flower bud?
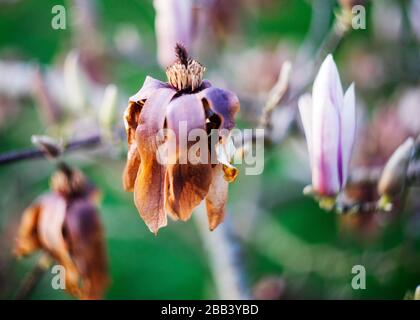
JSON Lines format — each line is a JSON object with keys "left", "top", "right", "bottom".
{"left": 378, "top": 137, "right": 414, "bottom": 197}
{"left": 298, "top": 54, "right": 356, "bottom": 197}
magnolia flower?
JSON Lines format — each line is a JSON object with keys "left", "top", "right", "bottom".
{"left": 153, "top": 0, "right": 192, "bottom": 67}
{"left": 123, "top": 44, "right": 240, "bottom": 234}
{"left": 298, "top": 54, "right": 356, "bottom": 197}
{"left": 15, "top": 165, "right": 108, "bottom": 299}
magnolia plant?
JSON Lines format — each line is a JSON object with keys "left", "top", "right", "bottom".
{"left": 123, "top": 44, "right": 240, "bottom": 234}
{"left": 298, "top": 54, "right": 356, "bottom": 206}
{"left": 14, "top": 164, "right": 108, "bottom": 299}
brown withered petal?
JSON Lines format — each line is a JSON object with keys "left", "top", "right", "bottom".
{"left": 15, "top": 202, "right": 42, "bottom": 257}
{"left": 124, "top": 101, "right": 142, "bottom": 146}
{"left": 205, "top": 164, "right": 229, "bottom": 231}
{"left": 64, "top": 199, "right": 108, "bottom": 300}
{"left": 123, "top": 101, "right": 142, "bottom": 191}
{"left": 222, "top": 165, "right": 239, "bottom": 182}
{"left": 122, "top": 142, "right": 141, "bottom": 191}
{"left": 198, "top": 87, "right": 240, "bottom": 131}
{"left": 124, "top": 77, "right": 173, "bottom": 191}
{"left": 166, "top": 163, "right": 213, "bottom": 221}
{"left": 165, "top": 94, "right": 213, "bottom": 220}
{"left": 37, "top": 193, "right": 82, "bottom": 297}
{"left": 134, "top": 88, "right": 177, "bottom": 234}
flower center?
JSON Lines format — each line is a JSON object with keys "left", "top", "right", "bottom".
{"left": 51, "top": 163, "right": 87, "bottom": 197}
{"left": 166, "top": 43, "right": 205, "bottom": 92}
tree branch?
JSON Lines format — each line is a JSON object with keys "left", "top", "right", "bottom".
{"left": 0, "top": 134, "right": 101, "bottom": 165}
{"left": 194, "top": 205, "right": 251, "bottom": 300}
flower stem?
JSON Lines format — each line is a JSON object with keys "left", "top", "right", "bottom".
{"left": 194, "top": 205, "right": 251, "bottom": 300}
{"left": 15, "top": 254, "right": 52, "bottom": 300}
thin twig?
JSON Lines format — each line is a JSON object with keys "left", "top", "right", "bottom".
{"left": 0, "top": 134, "right": 101, "bottom": 165}
{"left": 258, "top": 61, "right": 292, "bottom": 130}
{"left": 15, "top": 254, "right": 52, "bottom": 300}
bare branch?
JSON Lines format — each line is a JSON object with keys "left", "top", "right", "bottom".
{"left": 194, "top": 205, "right": 251, "bottom": 300}
{"left": 0, "top": 134, "right": 101, "bottom": 165}
{"left": 258, "top": 61, "right": 292, "bottom": 129}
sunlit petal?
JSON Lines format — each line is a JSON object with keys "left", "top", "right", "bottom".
{"left": 205, "top": 164, "right": 229, "bottom": 231}
{"left": 122, "top": 142, "right": 141, "bottom": 192}
{"left": 14, "top": 202, "right": 42, "bottom": 257}
{"left": 134, "top": 88, "right": 177, "bottom": 234}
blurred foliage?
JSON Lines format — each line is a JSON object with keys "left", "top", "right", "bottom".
{"left": 0, "top": 0, "right": 419, "bottom": 299}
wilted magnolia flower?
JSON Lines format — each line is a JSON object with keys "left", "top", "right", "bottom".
{"left": 123, "top": 44, "right": 240, "bottom": 234}
{"left": 298, "top": 54, "right": 356, "bottom": 197}
{"left": 15, "top": 165, "right": 108, "bottom": 299}
{"left": 153, "top": 0, "right": 192, "bottom": 67}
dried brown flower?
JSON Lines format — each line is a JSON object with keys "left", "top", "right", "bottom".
{"left": 14, "top": 165, "right": 108, "bottom": 299}
{"left": 123, "top": 44, "right": 240, "bottom": 234}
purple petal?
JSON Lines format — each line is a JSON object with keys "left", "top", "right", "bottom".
{"left": 166, "top": 93, "right": 207, "bottom": 158}
{"left": 340, "top": 83, "right": 356, "bottom": 188}
{"left": 313, "top": 54, "right": 344, "bottom": 113}
{"left": 311, "top": 54, "right": 344, "bottom": 195}
{"left": 129, "top": 76, "right": 172, "bottom": 103}
{"left": 201, "top": 79, "right": 212, "bottom": 89}
{"left": 197, "top": 87, "right": 240, "bottom": 131}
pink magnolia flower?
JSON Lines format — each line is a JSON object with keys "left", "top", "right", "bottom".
{"left": 153, "top": 0, "right": 192, "bottom": 67}
{"left": 298, "top": 54, "right": 356, "bottom": 196}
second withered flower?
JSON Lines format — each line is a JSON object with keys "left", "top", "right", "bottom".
{"left": 15, "top": 164, "right": 109, "bottom": 299}
{"left": 123, "top": 44, "right": 240, "bottom": 234}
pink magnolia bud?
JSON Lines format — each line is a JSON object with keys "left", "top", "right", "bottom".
{"left": 153, "top": 0, "right": 192, "bottom": 68}
{"left": 299, "top": 54, "right": 356, "bottom": 197}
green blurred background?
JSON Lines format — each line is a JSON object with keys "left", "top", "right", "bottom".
{"left": 0, "top": 0, "right": 419, "bottom": 299}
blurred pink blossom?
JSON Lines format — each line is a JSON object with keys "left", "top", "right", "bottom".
{"left": 153, "top": 0, "right": 193, "bottom": 67}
